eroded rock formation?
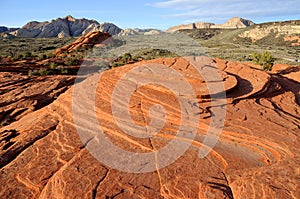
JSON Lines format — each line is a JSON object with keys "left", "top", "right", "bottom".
{"left": 239, "top": 21, "right": 300, "bottom": 42}
{"left": 9, "top": 15, "right": 122, "bottom": 38}
{"left": 0, "top": 57, "right": 299, "bottom": 198}
{"left": 54, "top": 31, "right": 112, "bottom": 55}
{"left": 82, "top": 23, "right": 122, "bottom": 36}
{"left": 167, "top": 17, "right": 255, "bottom": 32}
{"left": 10, "top": 15, "right": 98, "bottom": 38}
{"left": 0, "top": 72, "right": 75, "bottom": 128}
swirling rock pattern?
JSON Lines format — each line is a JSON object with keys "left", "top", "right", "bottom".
{"left": 0, "top": 57, "right": 299, "bottom": 198}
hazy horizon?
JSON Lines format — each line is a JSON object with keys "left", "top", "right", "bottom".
{"left": 1, "top": 0, "right": 300, "bottom": 29}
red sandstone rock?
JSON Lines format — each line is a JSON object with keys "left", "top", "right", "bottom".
{"left": 54, "top": 31, "right": 112, "bottom": 55}
{"left": 0, "top": 57, "right": 299, "bottom": 198}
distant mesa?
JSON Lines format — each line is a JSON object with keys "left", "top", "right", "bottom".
{"left": 1, "top": 16, "right": 255, "bottom": 39}
{"left": 239, "top": 20, "right": 300, "bottom": 42}
{"left": 118, "top": 28, "right": 162, "bottom": 36}
{"left": 5, "top": 15, "right": 122, "bottom": 38}
{"left": 167, "top": 17, "right": 255, "bottom": 32}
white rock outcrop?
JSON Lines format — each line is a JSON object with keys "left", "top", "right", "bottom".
{"left": 82, "top": 23, "right": 122, "bottom": 36}
{"left": 167, "top": 17, "right": 255, "bottom": 32}
{"left": 10, "top": 15, "right": 110, "bottom": 38}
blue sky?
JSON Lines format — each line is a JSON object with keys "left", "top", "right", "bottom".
{"left": 0, "top": 0, "right": 299, "bottom": 30}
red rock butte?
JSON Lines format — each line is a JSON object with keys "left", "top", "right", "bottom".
{"left": 0, "top": 56, "right": 299, "bottom": 198}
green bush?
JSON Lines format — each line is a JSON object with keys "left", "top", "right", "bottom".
{"left": 60, "top": 68, "right": 69, "bottom": 74}
{"left": 13, "top": 54, "right": 23, "bottom": 61}
{"left": 50, "top": 62, "right": 57, "bottom": 70}
{"left": 0, "top": 119, "right": 8, "bottom": 127}
{"left": 110, "top": 62, "right": 123, "bottom": 68}
{"left": 39, "top": 67, "right": 49, "bottom": 76}
{"left": 251, "top": 51, "right": 275, "bottom": 71}
{"left": 121, "top": 53, "right": 132, "bottom": 62}
{"left": 23, "top": 51, "right": 32, "bottom": 59}
{"left": 64, "top": 57, "right": 79, "bottom": 66}
{"left": 28, "top": 69, "right": 40, "bottom": 76}
{"left": 132, "top": 55, "right": 142, "bottom": 61}
{"left": 39, "top": 54, "right": 47, "bottom": 60}
{"left": 47, "top": 53, "right": 55, "bottom": 59}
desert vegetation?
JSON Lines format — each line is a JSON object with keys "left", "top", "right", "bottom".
{"left": 109, "top": 49, "right": 177, "bottom": 68}
{"left": 0, "top": 37, "right": 75, "bottom": 58}
{"left": 179, "top": 26, "right": 300, "bottom": 64}
{"left": 251, "top": 51, "right": 275, "bottom": 71}
{"left": 1, "top": 24, "right": 299, "bottom": 76}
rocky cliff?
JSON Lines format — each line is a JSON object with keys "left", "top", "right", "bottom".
{"left": 9, "top": 15, "right": 122, "bottom": 38}
{"left": 167, "top": 17, "right": 255, "bottom": 32}
{"left": 82, "top": 23, "right": 122, "bottom": 36}
{"left": 239, "top": 20, "right": 300, "bottom": 42}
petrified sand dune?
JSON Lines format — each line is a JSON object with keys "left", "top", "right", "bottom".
{"left": 54, "top": 31, "right": 112, "bottom": 55}
{"left": 0, "top": 57, "right": 299, "bottom": 198}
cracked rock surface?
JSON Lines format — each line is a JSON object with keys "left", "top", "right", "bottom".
{"left": 0, "top": 57, "right": 299, "bottom": 198}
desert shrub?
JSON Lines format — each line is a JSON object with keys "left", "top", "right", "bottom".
{"left": 132, "top": 55, "right": 142, "bottom": 61}
{"left": 13, "top": 54, "right": 23, "bottom": 61}
{"left": 23, "top": 51, "right": 32, "bottom": 59}
{"left": 50, "top": 62, "right": 57, "bottom": 70}
{"left": 28, "top": 69, "right": 40, "bottom": 76}
{"left": 46, "top": 53, "right": 55, "bottom": 59}
{"left": 64, "top": 57, "right": 79, "bottom": 66}
{"left": 0, "top": 119, "right": 8, "bottom": 127}
{"left": 39, "top": 67, "right": 49, "bottom": 76}
{"left": 39, "top": 54, "right": 47, "bottom": 60}
{"left": 110, "top": 62, "right": 123, "bottom": 68}
{"left": 138, "top": 49, "right": 177, "bottom": 60}
{"left": 60, "top": 68, "right": 69, "bottom": 74}
{"left": 75, "top": 53, "right": 84, "bottom": 59}
{"left": 121, "top": 53, "right": 132, "bottom": 62}
{"left": 145, "top": 55, "right": 153, "bottom": 60}
{"left": 251, "top": 51, "right": 275, "bottom": 71}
